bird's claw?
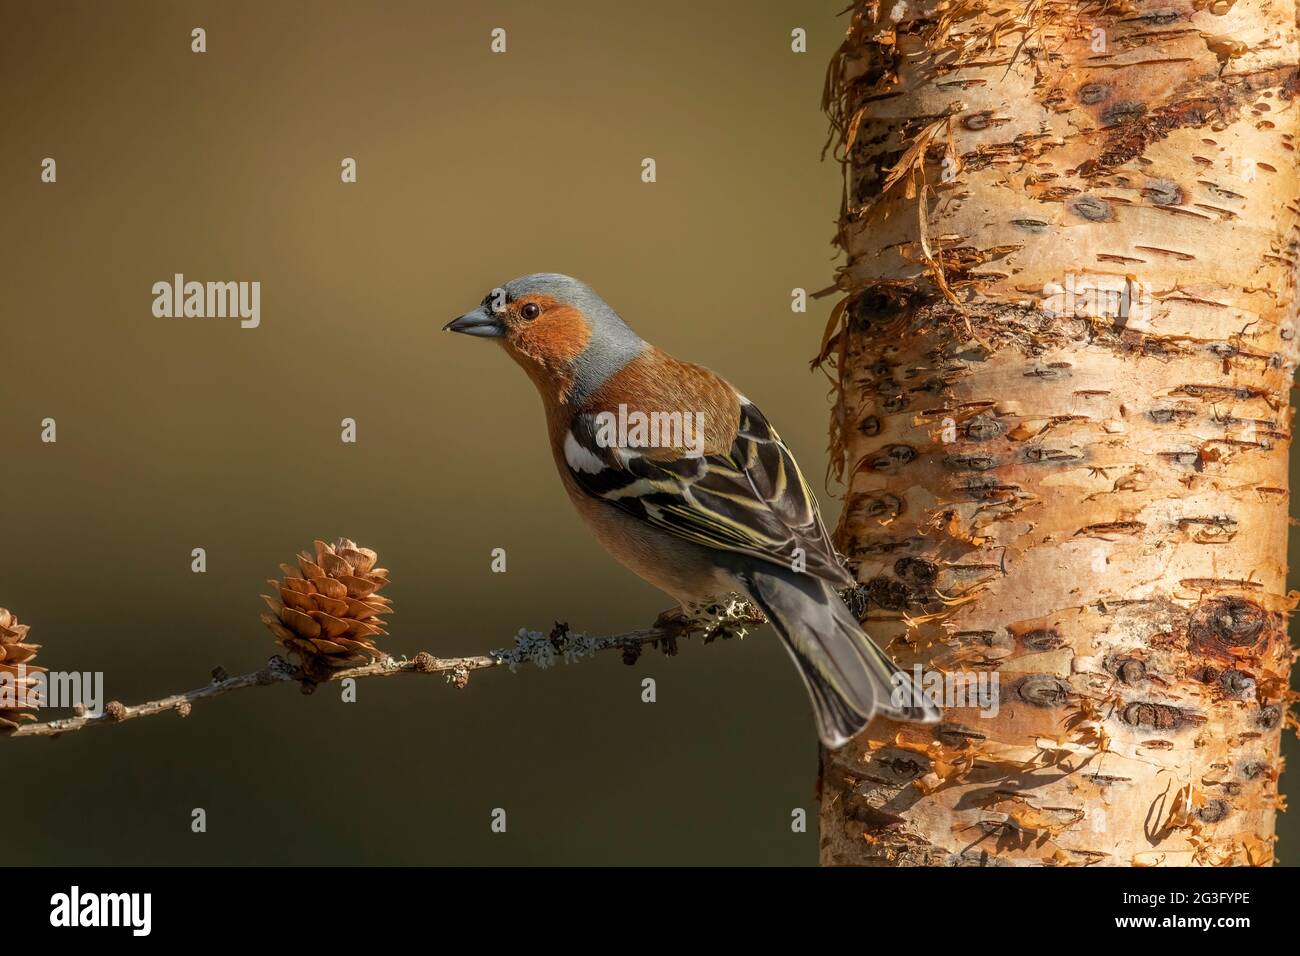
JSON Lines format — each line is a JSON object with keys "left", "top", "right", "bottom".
{"left": 655, "top": 594, "right": 763, "bottom": 644}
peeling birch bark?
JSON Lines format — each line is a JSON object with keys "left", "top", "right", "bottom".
{"left": 818, "top": 0, "right": 1300, "bottom": 866}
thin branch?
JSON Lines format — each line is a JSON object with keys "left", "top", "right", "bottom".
{"left": 4, "top": 603, "right": 766, "bottom": 740}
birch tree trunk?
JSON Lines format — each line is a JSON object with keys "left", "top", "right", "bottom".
{"left": 817, "top": 0, "right": 1299, "bottom": 866}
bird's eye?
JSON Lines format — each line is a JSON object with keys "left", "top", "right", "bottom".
{"left": 520, "top": 302, "right": 541, "bottom": 320}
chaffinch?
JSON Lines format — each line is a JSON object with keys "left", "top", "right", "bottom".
{"left": 445, "top": 273, "right": 938, "bottom": 747}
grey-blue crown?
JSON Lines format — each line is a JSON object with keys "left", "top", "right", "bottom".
{"left": 501, "top": 273, "right": 645, "bottom": 402}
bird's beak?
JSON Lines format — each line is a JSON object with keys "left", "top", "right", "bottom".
{"left": 443, "top": 305, "right": 506, "bottom": 338}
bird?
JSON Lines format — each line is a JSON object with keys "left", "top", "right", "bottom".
{"left": 444, "top": 273, "right": 939, "bottom": 747}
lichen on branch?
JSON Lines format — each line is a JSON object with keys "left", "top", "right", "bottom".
{"left": 3, "top": 607, "right": 767, "bottom": 740}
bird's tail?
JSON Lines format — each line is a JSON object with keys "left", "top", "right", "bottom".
{"left": 742, "top": 567, "right": 941, "bottom": 749}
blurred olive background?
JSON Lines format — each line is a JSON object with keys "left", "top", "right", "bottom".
{"left": 2, "top": 0, "right": 1296, "bottom": 866}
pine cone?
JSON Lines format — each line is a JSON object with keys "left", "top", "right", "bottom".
{"left": 261, "top": 539, "right": 393, "bottom": 680}
{"left": 0, "top": 607, "right": 44, "bottom": 731}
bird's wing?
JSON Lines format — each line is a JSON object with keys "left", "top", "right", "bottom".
{"left": 564, "top": 398, "right": 853, "bottom": 587}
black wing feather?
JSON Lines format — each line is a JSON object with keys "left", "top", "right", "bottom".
{"left": 566, "top": 399, "right": 852, "bottom": 587}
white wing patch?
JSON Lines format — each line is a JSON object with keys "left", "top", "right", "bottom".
{"left": 564, "top": 430, "right": 607, "bottom": 474}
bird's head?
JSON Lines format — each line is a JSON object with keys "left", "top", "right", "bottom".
{"left": 444, "top": 273, "right": 644, "bottom": 404}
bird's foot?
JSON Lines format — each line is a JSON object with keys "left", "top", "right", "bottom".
{"left": 658, "top": 594, "right": 764, "bottom": 644}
